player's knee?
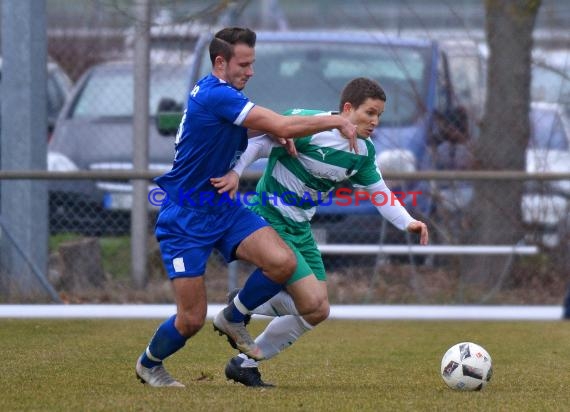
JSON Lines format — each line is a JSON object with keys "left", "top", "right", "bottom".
{"left": 281, "top": 250, "right": 297, "bottom": 277}
{"left": 298, "top": 294, "right": 320, "bottom": 313}
{"left": 176, "top": 311, "right": 205, "bottom": 337}
{"left": 313, "top": 299, "right": 330, "bottom": 324}
{"left": 297, "top": 293, "right": 329, "bottom": 320}
{"left": 267, "top": 248, "right": 297, "bottom": 282}
{"left": 302, "top": 300, "right": 329, "bottom": 326}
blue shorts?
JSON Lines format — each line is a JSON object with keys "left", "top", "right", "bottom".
{"left": 155, "top": 200, "right": 268, "bottom": 278}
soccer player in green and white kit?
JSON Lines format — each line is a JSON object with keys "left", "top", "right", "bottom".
{"left": 211, "top": 77, "right": 429, "bottom": 387}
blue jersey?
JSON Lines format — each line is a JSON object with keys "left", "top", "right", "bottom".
{"left": 155, "top": 73, "right": 255, "bottom": 207}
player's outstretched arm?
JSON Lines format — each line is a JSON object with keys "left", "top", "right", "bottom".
{"left": 243, "top": 105, "right": 358, "bottom": 152}
{"left": 363, "top": 179, "right": 429, "bottom": 244}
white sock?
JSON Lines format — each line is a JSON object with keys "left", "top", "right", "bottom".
{"left": 255, "top": 315, "right": 313, "bottom": 360}
{"left": 251, "top": 291, "right": 299, "bottom": 316}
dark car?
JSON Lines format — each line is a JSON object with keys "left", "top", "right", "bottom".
{"left": 48, "top": 60, "right": 189, "bottom": 234}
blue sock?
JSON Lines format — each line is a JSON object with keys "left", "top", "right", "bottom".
{"left": 229, "top": 268, "right": 283, "bottom": 322}
{"left": 140, "top": 315, "right": 187, "bottom": 368}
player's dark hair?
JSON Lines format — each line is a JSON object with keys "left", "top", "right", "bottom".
{"left": 339, "top": 77, "right": 386, "bottom": 112}
{"left": 209, "top": 27, "right": 257, "bottom": 65}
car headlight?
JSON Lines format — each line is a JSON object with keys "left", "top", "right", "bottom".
{"left": 47, "top": 151, "right": 79, "bottom": 172}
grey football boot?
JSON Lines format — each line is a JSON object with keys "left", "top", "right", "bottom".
{"left": 135, "top": 356, "right": 184, "bottom": 387}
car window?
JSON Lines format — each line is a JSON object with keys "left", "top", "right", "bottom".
{"left": 532, "top": 65, "right": 570, "bottom": 108}
{"left": 0, "top": 62, "right": 70, "bottom": 121}
{"left": 529, "top": 108, "right": 569, "bottom": 150}
{"left": 198, "top": 42, "right": 430, "bottom": 126}
{"left": 71, "top": 65, "right": 188, "bottom": 118}
{"left": 435, "top": 51, "right": 451, "bottom": 113}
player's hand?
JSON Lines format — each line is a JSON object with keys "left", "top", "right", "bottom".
{"left": 338, "top": 117, "right": 358, "bottom": 153}
{"left": 210, "top": 170, "right": 240, "bottom": 199}
{"left": 407, "top": 220, "right": 429, "bottom": 245}
{"left": 267, "top": 134, "right": 298, "bottom": 157}
{"left": 280, "top": 138, "right": 298, "bottom": 157}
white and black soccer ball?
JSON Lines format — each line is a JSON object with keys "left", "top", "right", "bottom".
{"left": 440, "top": 342, "right": 493, "bottom": 391}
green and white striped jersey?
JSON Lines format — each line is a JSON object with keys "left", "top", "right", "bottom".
{"left": 234, "top": 109, "right": 384, "bottom": 229}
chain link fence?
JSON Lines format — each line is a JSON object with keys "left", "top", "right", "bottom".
{"left": 1, "top": 0, "right": 569, "bottom": 305}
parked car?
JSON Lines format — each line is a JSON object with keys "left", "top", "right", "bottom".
{"left": 478, "top": 46, "right": 570, "bottom": 116}
{"left": 522, "top": 101, "right": 570, "bottom": 247}
{"left": 46, "top": 60, "right": 73, "bottom": 139}
{"left": 159, "top": 31, "right": 471, "bottom": 245}
{"left": 466, "top": 47, "right": 570, "bottom": 247}
{"left": 48, "top": 60, "right": 189, "bottom": 234}
{"left": 0, "top": 57, "right": 72, "bottom": 140}
{"left": 531, "top": 54, "right": 570, "bottom": 116}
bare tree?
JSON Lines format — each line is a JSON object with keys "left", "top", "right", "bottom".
{"left": 461, "top": 0, "right": 541, "bottom": 292}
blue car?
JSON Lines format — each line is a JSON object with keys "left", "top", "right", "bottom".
{"left": 180, "top": 31, "right": 470, "bottom": 245}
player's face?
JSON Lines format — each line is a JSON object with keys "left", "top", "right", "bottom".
{"left": 224, "top": 44, "right": 255, "bottom": 90}
{"left": 347, "top": 98, "right": 385, "bottom": 138}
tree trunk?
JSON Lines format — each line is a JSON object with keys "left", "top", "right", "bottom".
{"left": 58, "top": 238, "right": 106, "bottom": 292}
{"left": 461, "top": 0, "right": 541, "bottom": 293}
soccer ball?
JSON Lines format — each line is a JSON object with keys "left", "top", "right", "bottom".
{"left": 440, "top": 342, "right": 493, "bottom": 391}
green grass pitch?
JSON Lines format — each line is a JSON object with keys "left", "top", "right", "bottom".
{"left": 1, "top": 318, "right": 569, "bottom": 411}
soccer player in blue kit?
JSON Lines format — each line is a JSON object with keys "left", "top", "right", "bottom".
{"left": 135, "top": 27, "right": 357, "bottom": 387}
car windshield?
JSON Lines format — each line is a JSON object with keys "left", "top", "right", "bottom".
{"left": 71, "top": 65, "right": 188, "bottom": 118}
{"left": 529, "top": 107, "right": 569, "bottom": 150}
{"left": 199, "top": 41, "right": 430, "bottom": 126}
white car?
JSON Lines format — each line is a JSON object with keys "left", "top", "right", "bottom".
{"left": 531, "top": 49, "right": 570, "bottom": 116}
{"left": 522, "top": 101, "right": 570, "bottom": 246}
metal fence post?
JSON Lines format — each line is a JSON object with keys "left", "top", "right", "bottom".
{"left": 131, "top": 0, "right": 150, "bottom": 288}
{"left": 0, "top": 0, "right": 49, "bottom": 300}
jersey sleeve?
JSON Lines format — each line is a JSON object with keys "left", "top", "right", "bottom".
{"left": 364, "top": 179, "right": 415, "bottom": 231}
{"left": 209, "top": 84, "right": 255, "bottom": 126}
{"left": 232, "top": 135, "right": 277, "bottom": 177}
